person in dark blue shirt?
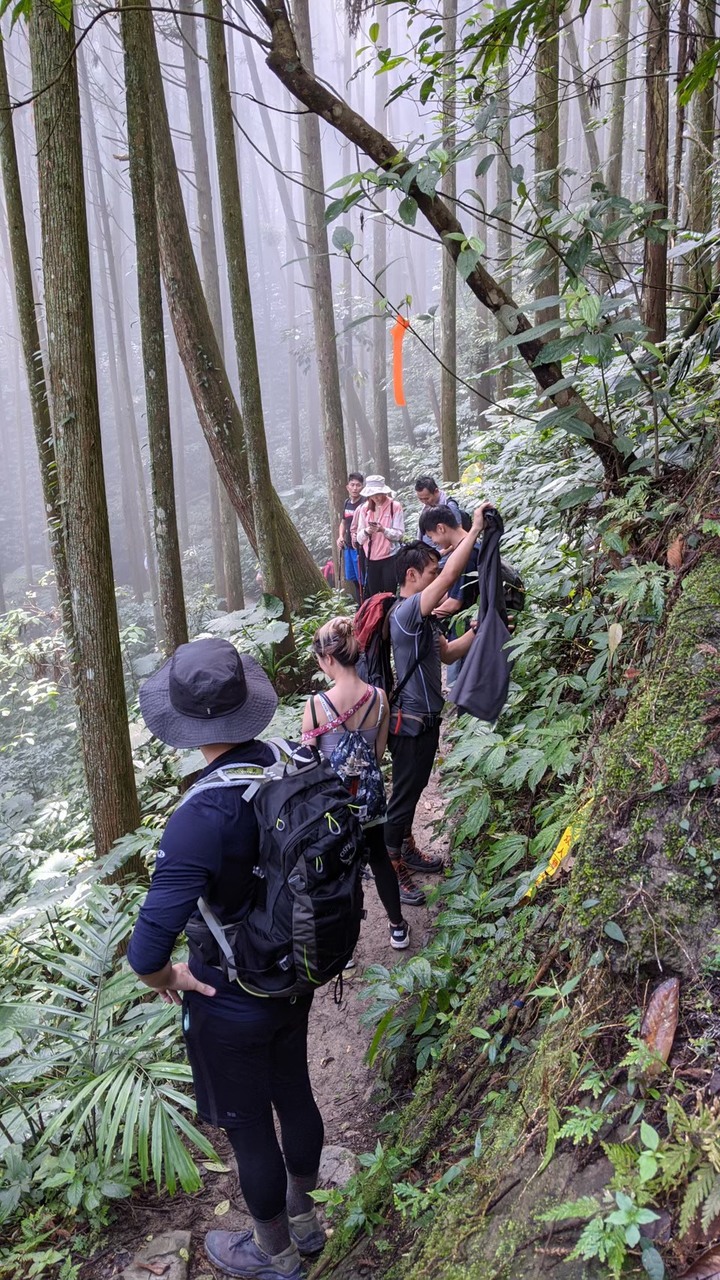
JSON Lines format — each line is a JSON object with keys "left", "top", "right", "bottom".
{"left": 127, "top": 638, "right": 325, "bottom": 1280}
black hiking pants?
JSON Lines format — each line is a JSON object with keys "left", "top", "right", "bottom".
{"left": 385, "top": 722, "right": 441, "bottom": 851}
{"left": 365, "top": 554, "right": 399, "bottom": 599}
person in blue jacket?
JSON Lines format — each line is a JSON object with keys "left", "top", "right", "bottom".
{"left": 127, "top": 637, "right": 324, "bottom": 1280}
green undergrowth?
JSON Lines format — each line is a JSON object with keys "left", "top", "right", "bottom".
{"left": 309, "top": 439, "right": 720, "bottom": 1278}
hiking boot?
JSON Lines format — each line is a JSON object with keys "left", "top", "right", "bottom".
{"left": 401, "top": 834, "right": 444, "bottom": 873}
{"left": 389, "top": 919, "right": 410, "bottom": 950}
{"left": 391, "top": 858, "right": 426, "bottom": 906}
{"left": 204, "top": 1230, "right": 301, "bottom": 1279}
{"left": 342, "top": 954, "right": 357, "bottom": 975}
{"left": 289, "top": 1209, "right": 326, "bottom": 1257}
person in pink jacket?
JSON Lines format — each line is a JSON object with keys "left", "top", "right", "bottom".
{"left": 351, "top": 475, "right": 405, "bottom": 598}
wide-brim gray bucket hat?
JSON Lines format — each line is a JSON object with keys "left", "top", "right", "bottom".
{"left": 139, "top": 637, "right": 278, "bottom": 748}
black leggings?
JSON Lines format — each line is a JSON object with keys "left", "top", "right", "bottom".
{"left": 183, "top": 990, "right": 324, "bottom": 1221}
{"left": 364, "top": 822, "right": 403, "bottom": 925}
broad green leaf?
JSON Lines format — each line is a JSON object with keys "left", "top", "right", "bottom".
{"left": 604, "top": 920, "right": 627, "bottom": 944}
{"left": 332, "top": 226, "right": 354, "bottom": 253}
{"left": 398, "top": 196, "right": 418, "bottom": 226}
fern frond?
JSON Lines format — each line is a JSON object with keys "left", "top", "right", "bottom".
{"left": 538, "top": 1195, "right": 600, "bottom": 1222}
{"left": 701, "top": 1175, "right": 720, "bottom": 1233}
{"left": 680, "top": 1164, "right": 716, "bottom": 1237}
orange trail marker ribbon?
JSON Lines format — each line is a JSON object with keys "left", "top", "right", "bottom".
{"left": 391, "top": 315, "right": 410, "bottom": 406}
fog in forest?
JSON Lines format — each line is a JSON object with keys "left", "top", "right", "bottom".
{"left": 0, "top": 0, "right": 676, "bottom": 616}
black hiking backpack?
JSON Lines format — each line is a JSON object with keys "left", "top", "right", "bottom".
{"left": 182, "top": 740, "right": 365, "bottom": 997}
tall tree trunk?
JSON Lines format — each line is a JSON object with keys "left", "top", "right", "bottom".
{"left": 440, "top": 0, "right": 459, "bottom": 481}
{"left": 292, "top": 0, "right": 349, "bottom": 567}
{"left": 13, "top": 370, "right": 33, "bottom": 589}
{"left": 495, "top": 0, "right": 514, "bottom": 398}
{"left": 204, "top": 0, "right": 289, "bottom": 634}
{"left": 534, "top": 1, "right": 561, "bottom": 335}
{"left": 95, "top": 257, "right": 146, "bottom": 602}
{"left": 372, "top": 5, "right": 391, "bottom": 480}
{"left": 286, "top": 233, "right": 304, "bottom": 488}
{"left": 670, "top": 0, "right": 689, "bottom": 301}
{"left": 121, "top": 0, "right": 188, "bottom": 655}
{"left": 29, "top": 0, "right": 140, "bottom": 857}
{"left": 642, "top": 0, "right": 670, "bottom": 344}
{"left": 141, "top": 13, "right": 324, "bottom": 606}
{"left": 562, "top": 18, "right": 602, "bottom": 179}
{"left": 171, "top": 353, "right": 189, "bottom": 553}
{"left": 78, "top": 52, "right": 163, "bottom": 639}
{"left": 602, "top": 0, "right": 632, "bottom": 289}
{"left": 0, "top": 37, "right": 73, "bottom": 645}
{"left": 606, "top": 0, "right": 632, "bottom": 198}
{"left": 178, "top": 3, "right": 244, "bottom": 609}
{"left": 262, "top": 0, "right": 629, "bottom": 483}
{"left": 244, "top": 36, "right": 308, "bottom": 281}
{"left": 686, "top": 0, "right": 716, "bottom": 309}
{"left": 208, "top": 462, "right": 226, "bottom": 601}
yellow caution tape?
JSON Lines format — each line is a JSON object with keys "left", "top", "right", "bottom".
{"left": 522, "top": 798, "right": 593, "bottom": 903}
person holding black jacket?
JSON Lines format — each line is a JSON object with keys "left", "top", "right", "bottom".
{"left": 385, "top": 503, "right": 492, "bottom": 904}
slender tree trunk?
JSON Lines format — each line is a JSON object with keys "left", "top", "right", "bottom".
{"left": 78, "top": 52, "right": 163, "bottom": 640}
{"left": 670, "top": 0, "right": 689, "bottom": 300}
{"left": 562, "top": 18, "right": 602, "bottom": 178}
{"left": 346, "top": 375, "right": 375, "bottom": 459}
{"left": 286, "top": 234, "right": 304, "bottom": 488}
{"left": 208, "top": 463, "right": 226, "bottom": 601}
{"left": 0, "top": 37, "right": 74, "bottom": 643}
{"left": 140, "top": 13, "right": 324, "bottom": 606}
{"left": 601, "top": 0, "right": 632, "bottom": 289}
{"left": 244, "top": 36, "right": 308, "bottom": 281}
{"left": 371, "top": 5, "right": 391, "bottom": 480}
{"left": 171, "top": 354, "right": 189, "bottom": 553}
{"left": 13, "top": 371, "right": 33, "bottom": 589}
{"left": 495, "top": 0, "right": 514, "bottom": 398}
{"left": 204, "top": 0, "right": 290, "bottom": 636}
{"left": 686, "top": 0, "right": 716, "bottom": 309}
{"left": 642, "top": 0, "right": 670, "bottom": 343}
{"left": 95, "top": 270, "right": 146, "bottom": 602}
{"left": 178, "top": 4, "right": 244, "bottom": 609}
{"left": 440, "top": 0, "right": 459, "bottom": 481}
{"left": 534, "top": 1, "right": 561, "bottom": 335}
{"left": 606, "top": 0, "right": 632, "bottom": 198}
{"left": 28, "top": 0, "right": 140, "bottom": 857}
{"left": 292, "top": 0, "right": 348, "bottom": 569}
{"left": 121, "top": 0, "right": 188, "bottom": 655}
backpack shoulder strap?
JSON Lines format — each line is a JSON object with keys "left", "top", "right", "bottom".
{"left": 318, "top": 691, "right": 340, "bottom": 719}
{"left": 357, "top": 687, "right": 378, "bottom": 728}
{"left": 197, "top": 897, "right": 238, "bottom": 984}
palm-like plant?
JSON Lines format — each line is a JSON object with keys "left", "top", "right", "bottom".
{"left": 0, "top": 882, "right": 217, "bottom": 1217}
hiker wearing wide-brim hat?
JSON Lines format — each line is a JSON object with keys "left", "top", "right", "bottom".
{"left": 359, "top": 474, "right": 394, "bottom": 499}
{"left": 351, "top": 475, "right": 405, "bottom": 600}
{"left": 140, "top": 636, "right": 278, "bottom": 748}
{"left": 127, "top": 636, "right": 326, "bottom": 1280}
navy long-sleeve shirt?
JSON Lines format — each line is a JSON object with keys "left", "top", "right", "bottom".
{"left": 126, "top": 741, "right": 276, "bottom": 1003}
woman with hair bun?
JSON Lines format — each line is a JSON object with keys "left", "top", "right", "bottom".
{"left": 301, "top": 617, "right": 410, "bottom": 957}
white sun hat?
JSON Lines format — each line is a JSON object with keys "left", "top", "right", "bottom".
{"left": 360, "top": 474, "right": 394, "bottom": 498}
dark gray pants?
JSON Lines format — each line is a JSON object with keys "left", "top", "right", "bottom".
{"left": 385, "top": 722, "right": 441, "bottom": 850}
